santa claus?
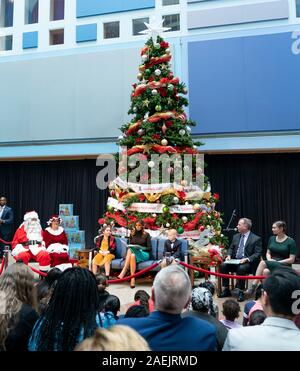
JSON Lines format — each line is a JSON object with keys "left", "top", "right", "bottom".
{"left": 12, "top": 211, "right": 51, "bottom": 271}
{"left": 43, "top": 215, "right": 70, "bottom": 267}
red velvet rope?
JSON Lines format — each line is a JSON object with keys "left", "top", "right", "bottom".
{"left": 107, "top": 261, "right": 160, "bottom": 283}
{"left": 28, "top": 265, "right": 48, "bottom": 277}
{"left": 0, "top": 257, "right": 5, "bottom": 275}
{"left": 179, "top": 261, "right": 266, "bottom": 280}
{"left": 0, "top": 238, "right": 12, "bottom": 245}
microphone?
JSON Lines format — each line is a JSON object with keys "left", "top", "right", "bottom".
{"left": 223, "top": 227, "right": 237, "bottom": 232}
{"left": 223, "top": 209, "right": 238, "bottom": 232}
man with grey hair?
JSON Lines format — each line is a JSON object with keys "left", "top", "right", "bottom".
{"left": 219, "top": 218, "right": 262, "bottom": 302}
{"left": 118, "top": 265, "right": 216, "bottom": 351}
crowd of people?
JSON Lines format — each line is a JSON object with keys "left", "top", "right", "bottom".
{"left": 0, "top": 261, "right": 300, "bottom": 351}
{"left": 1, "top": 195, "right": 300, "bottom": 351}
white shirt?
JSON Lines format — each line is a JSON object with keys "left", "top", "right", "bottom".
{"left": 223, "top": 317, "right": 300, "bottom": 351}
{"left": 242, "top": 230, "right": 251, "bottom": 247}
{"left": 0, "top": 206, "right": 5, "bottom": 219}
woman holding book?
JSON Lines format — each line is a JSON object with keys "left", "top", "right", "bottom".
{"left": 92, "top": 225, "right": 116, "bottom": 279}
{"left": 117, "top": 221, "right": 151, "bottom": 288}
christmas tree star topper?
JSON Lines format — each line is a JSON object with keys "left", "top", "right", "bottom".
{"left": 139, "top": 16, "right": 171, "bottom": 41}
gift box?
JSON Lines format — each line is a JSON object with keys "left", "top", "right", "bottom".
{"left": 59, "top": 204, "right": 74, "bottom": 217}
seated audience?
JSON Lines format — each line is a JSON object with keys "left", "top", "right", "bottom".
{"left": 243, "top": 284, "right": 263, "bottom": 326}
{"left": 75, "top": 325, "right": 150, "bottom": 351}
{"left": 248, "top": 310, "right": 266, "bottom": 326}
{"left": 125, "top": 305, "right": 149, "bottom": 318}
{"left": 0, "top": 263, "right": 39, "bottom": 351}
{"left": 161, "top": 229, "right": 182, "bottom": 268}
{"left": 29, "top": 267, "right": 102, "bottom": 351}
{"left": 247, "top": 221, "right": 296, "bottom": 297}
{"left": 118, "top": 265, "right": 217, "bottom": 351}
{"left": 223, "top": 267, "right": 300, "bottom": 351}
{"left": 182, "top": 287, "right": 228, "bottom": 351}
{"left": 199, "top": 281, "right": 219, "bottom": 319}
{"left": 92, "top": 226, "right": 116, "bottom": 279}
{"left": 36, "top": 268, "right": 62, "bottom": 313}
{"left": 128, "top": 290, "right": 154, "bottom": 314}
{"left": 104, "top": 295, "right": 120, "bottom": 317}
{"left": 95, "top": 274, "right": 109, "bottom": 312}
{"left": 220, "top": 299, "right": 242, "bottom": 329}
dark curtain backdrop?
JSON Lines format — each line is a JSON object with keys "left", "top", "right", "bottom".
{"left": 205, "top": 153, "right": 300, "bottom": 258}
{"left": 0, "top": 160, "right": 108, "bottom": 248}
{"left": 0, "top": 154, "right": 299, "bottom": 257}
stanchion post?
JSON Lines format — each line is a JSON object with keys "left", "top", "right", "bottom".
{"left": 88, "top": 251, "right": 92, "bottom": 271}
{"left": 4, "top": 245, "right": 10, "bottom": 269}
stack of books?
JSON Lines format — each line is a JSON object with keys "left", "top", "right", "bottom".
{"left": 59, "top": 204, "right": 85, "bottom": 259}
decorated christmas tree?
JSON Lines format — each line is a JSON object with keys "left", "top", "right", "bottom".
{"left": 98, "top": 19, "right": 227, "bottom": 252}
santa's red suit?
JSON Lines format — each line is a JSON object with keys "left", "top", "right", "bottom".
{"left": 12, "top": 211, "right": 51, "bottom": 271}
{"left": 43, "top": 226, "right": 70, "bottom": 267}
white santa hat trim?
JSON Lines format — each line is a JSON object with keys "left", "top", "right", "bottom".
{"left": 24, "top": 211, "right": 39, "bottom": 221}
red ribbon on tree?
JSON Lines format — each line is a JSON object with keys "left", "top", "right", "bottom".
{"left": 126, "top": 120, "right": 142, "bottom": 136}
{"left": 145, "top": 54, "right": 172, "bottom": 68}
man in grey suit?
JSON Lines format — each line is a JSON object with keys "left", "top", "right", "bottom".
{"left": 219, "top": 218, "right": 262, "bottom": 302}
{"left": 0, "top": 196, "right": 14, "bottom": 260}
{"left": 223, "top": 267, "right": 300, "bottom": 351}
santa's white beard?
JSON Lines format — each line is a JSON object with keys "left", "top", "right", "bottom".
{"left": 24, "top": 220, "right": 43, "bottom": 241}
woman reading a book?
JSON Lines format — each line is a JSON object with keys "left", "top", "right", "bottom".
{"left": 92, "top": 225, "right": 116, "bottom": 279}
{"left": 117, "top": 220, "right": 151, "bottom": 288}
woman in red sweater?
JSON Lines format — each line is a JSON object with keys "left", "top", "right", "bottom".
{"left": 43, "top": 215, "right": 70, "bottom": 267}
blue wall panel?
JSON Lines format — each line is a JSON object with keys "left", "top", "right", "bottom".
{"left": 188, "top": 32, "right": 300, "bottom": 134}
{"left": 23, "top": 31, "right": 38, "bottom": 49}
{"left": 76, "top": 24, "right": 97, "bottom": 43}
{"left": 77, "top": 0, "right": 155, "bottom": 18}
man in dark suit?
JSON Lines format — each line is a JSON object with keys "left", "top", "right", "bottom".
{"left": 218, "top": 218, "right": 262, "bottom": 302}
{"left": 118, "top": 265, "right": 216, "bottom": 351}
{"left": 0, "top": 196, "right": 14, "bottom": 260}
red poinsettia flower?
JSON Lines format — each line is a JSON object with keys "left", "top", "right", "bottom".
{"left": 160, "top": 41, "right": 169, "bottom": 48}
{"left": 165, "top": 120, "right": 173, "bottom": 128}
{"left": 135, "top": 137, "right": 142, "bottom": 144}
{"left": 213, "top": 193, "right": 220, "bottom": 200}
{"left": 128, "top": 215, "right": 138, "bottom": 222}
{"left": 159, "top": 88, "right": 168, "bottom": 97}
{"left": 152, "top": 134, "right": 160, "bottom": 140}
{"left": 143, "top": 217, "right": 156, "bottom": 224}
{"left": 160, "top": 77, "right": 169, "bottom": 84}
{"left": 138, "top": 194, "right": 146, "bottom": 201}
{"left": 98, "top": 218, "right": 105, "bottom": 225}
{"left": 172, "top": 213, "right": 179, "bottom": 220}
